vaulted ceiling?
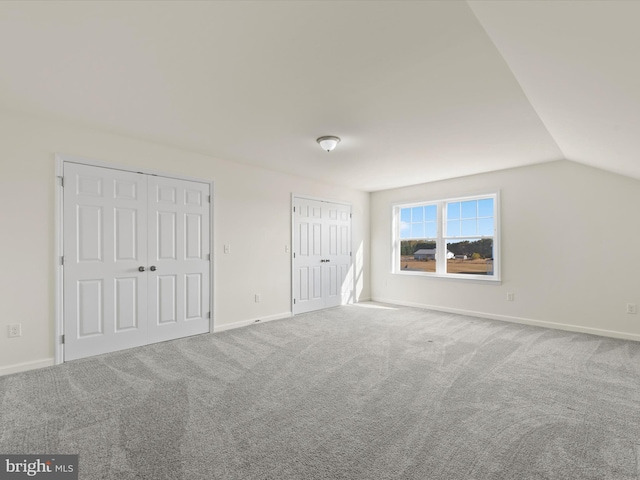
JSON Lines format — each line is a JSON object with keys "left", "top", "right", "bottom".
{"left": 0, "top": 1, "right": 638, "bottom": 191}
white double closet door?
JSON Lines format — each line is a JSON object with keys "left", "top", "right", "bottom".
{"left": 293, "top": 197, "right": 352, "bottom": 314}
{"left": 63, "top": 162, "right": 210, "bottom": 361}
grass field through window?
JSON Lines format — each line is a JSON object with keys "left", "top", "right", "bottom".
{"left": 400, "top": 256, "right": 492, "bottom": 275}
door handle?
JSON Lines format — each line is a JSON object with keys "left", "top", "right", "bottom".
{"left": 150, "top": 266, "right": 157, "bottom": 271}
{"left": 138, "top": 266, "right": 146, "bottom": 272}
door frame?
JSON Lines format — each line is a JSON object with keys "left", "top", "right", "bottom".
{"left": 290, "top": 194, "right": 354, "bottom": 315}
{"left": 54, "top": 153, "right": 215, "bottom": 364}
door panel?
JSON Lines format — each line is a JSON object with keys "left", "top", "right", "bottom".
{"left": 312, "top": 266, "right": 322, "bottom": 299}
{"left": 185, "top": 214, "right": 202, "bottom": 259}
{"left": 77, "top": 174, "right": 103, "bottom": 197}
{"left": 157, "top": 275, "right": 177, "bottom": 324}
{"left": 64, "top": 163, "right": 148, "bottom": 360}
{"left": 340, "top": 225, "right": 349, "bottom": 255}
{"left": 77, "top": 279, "right": 103, "bottom": 336}
{"left": 293, "top": 199, "right": 326, "bottom": 314}
{"left": 325, "top": 202, "right": 352, "bottom": 309}
{"left": 114, "top": 179, "right": 137, "bottom": 200}
{"left": 293, "top": 197, "right": 352, "bottom": 314}
{"left": 77, "top": 205, "right": 103, "bottom": 262}
{"left": 312, "top": 223, "right": 322, "bottom": 255}
{"left": 298, "top": 223, "right": 308, "bottom": 256}
{"left": 185, "top": 273, "right": 202, "bottom": 319}
{"left": 329, "top": 224, "right": 337, "bottom": 255}
{"left": 147, "top": 176, "right": 210, "bottom": 343}
{"left": 157, "top": 212, "right": 177, "bottom": 259}
{"left": 115, "top": 208, "right": 138, "bottom": 260}
{"left": 115, "top": 277, "right": 138, "bottom": 331}
{"left": 327, "top": 265, "right": 338, "bottom": 297}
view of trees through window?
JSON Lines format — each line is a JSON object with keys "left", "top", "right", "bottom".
{"left": 400, "top": 239, "right": 494, "bottom": 274}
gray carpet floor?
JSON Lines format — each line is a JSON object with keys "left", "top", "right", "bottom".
{"left": 1, "top": 303, "right": 640, "bottom": 479}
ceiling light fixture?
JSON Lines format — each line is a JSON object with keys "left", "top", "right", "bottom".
{"left": 317, "top": 136, "right": 341, "bottom": 152}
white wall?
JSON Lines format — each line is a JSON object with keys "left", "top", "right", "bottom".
{"left": 0, "top": 110, "right": 370, "bottom": 374}
{"left": 371, "top": 160, "right": 640, "bottom": 341}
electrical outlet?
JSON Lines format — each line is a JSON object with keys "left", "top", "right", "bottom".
{"left": 507, "top": 292, "right": 515, "bottom": 302}
{"left": 224, "top": 245, "right": 231, "bottom": 254}
{"left": 255, "top": 294, "right": 261, "bottom": 303}
{"left": 8, "top": 324, "right": 21, "bottom": 338}
{"left": 626, "top": 303, "right": 637, "bottom": 314}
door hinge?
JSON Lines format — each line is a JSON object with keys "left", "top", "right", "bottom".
{"left": 293, "top": 252, "right": 296, "bottom": 258}
{"left": 207, "top": 253, "right": 211, "bottom": 260}
{"left": 293, "top": 299, "right": 296, "bottom": 304}
{"left": 60, "top": 256, "right": 64, "bottom": 265}
{"left": 59, "top": 176, "right": 64, "bottom": 187}
{"left": 207, "top": 312, "right": 211, "bottom": 319}
{"left": 61, "top": 334, "right": 65, "bottom": 344}
{"left": 208, "top": 195, "right": 211, "bottom": 203}
{"left": 350, "top": 213, "right": 352, "bottom": 218}
{"left": 350, "top": 252, "right": 352, "bottom": 257}
{"left": 293, "top": 206, "right": 296, "bottom": 213}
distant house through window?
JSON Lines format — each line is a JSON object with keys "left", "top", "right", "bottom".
{"left": 394, "top": 193, "right": 499, "bottom": 280}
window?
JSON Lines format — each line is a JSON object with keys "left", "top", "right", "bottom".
{"left": 394, "top": 193, "right": 499, "bottom": 280}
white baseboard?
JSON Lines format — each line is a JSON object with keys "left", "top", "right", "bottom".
{"left": 7, "top": 302, "right": 635, "bottom": 375}
{"left": 0, "top": 358, "right": 55, "bottom": 377}
{"left": 372, "top": 297, "right": 640, "bottom": 343}
{"left": 1, "top": 313, "right": 290, "bottom": 374}
{"left": 213, "top": 311, "right": 293, "bottom": 333}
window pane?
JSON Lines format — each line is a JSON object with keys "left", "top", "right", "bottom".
{"left": 478, "top": 198, "right": 494, "bottom": 218}
{"left": 447, "top": 220, "right": 460, "bottom": 236}
{"left": 411, "top": 206, "right": 423, "bottom": 222}
{"left": 425, "top": 221, "right": 437, "bottom": 238}
{"left": 478, "top": 218, "right": 494, "bottom": 236}
{"left": 400, "top": 221, "right": 411, "bottom": 239}
{"left": 447, "top": 202, "right": 460, "bottom": 220}
{"left": 446, "top": 238, "right": 494, "bottom": 275}
{"left": 461, "top": 219, "right": 477, "bottom": 236}
{"left": 461, "top": 200, "right": 477, "bottom": 219}
{"left": 411, "top": 223, "right": 424, "bottom": 238}
{"left": 400, "top": 208, "right": 411, "bottom": 223}
{"left": 400, "top": 240, "right": 436, "bottom": 273}
{"left": 424, "top": 205, "right": 437, "bottom": 221}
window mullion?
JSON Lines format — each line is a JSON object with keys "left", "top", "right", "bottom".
{"left": 436, "top": 201, "right": 444, "bottom": 274}
{"left": 393, "top": 206, "right": 399, "bottom": 273}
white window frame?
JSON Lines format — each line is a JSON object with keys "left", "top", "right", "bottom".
{"left": 392, "top": 192, "right": 500, "bottom": 282}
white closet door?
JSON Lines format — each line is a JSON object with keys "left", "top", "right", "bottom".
{"left": 293, "top": 199, "right": 327, "bottom": 314}
{"left": 63, "top": 163, "right": 148, "bottom": 361}
{"left": 293, "top": 197, "right": 352, "bottom": 314}
{"left": 147, "top": 176, "right": 210, "bottom": 343}
{"left": 324, "top": 202, "right": 352, "bottom": 309}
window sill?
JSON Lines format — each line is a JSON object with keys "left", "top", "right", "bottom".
{"left": 393, "top": 270, "right": 501, "bottom": 284}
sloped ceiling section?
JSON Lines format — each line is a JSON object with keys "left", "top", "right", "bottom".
{"left": 0, "top": 1, "right": 635, "bottom": 191}
{"left": 469, "top": 0, "right": 640, "bottom": 182}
